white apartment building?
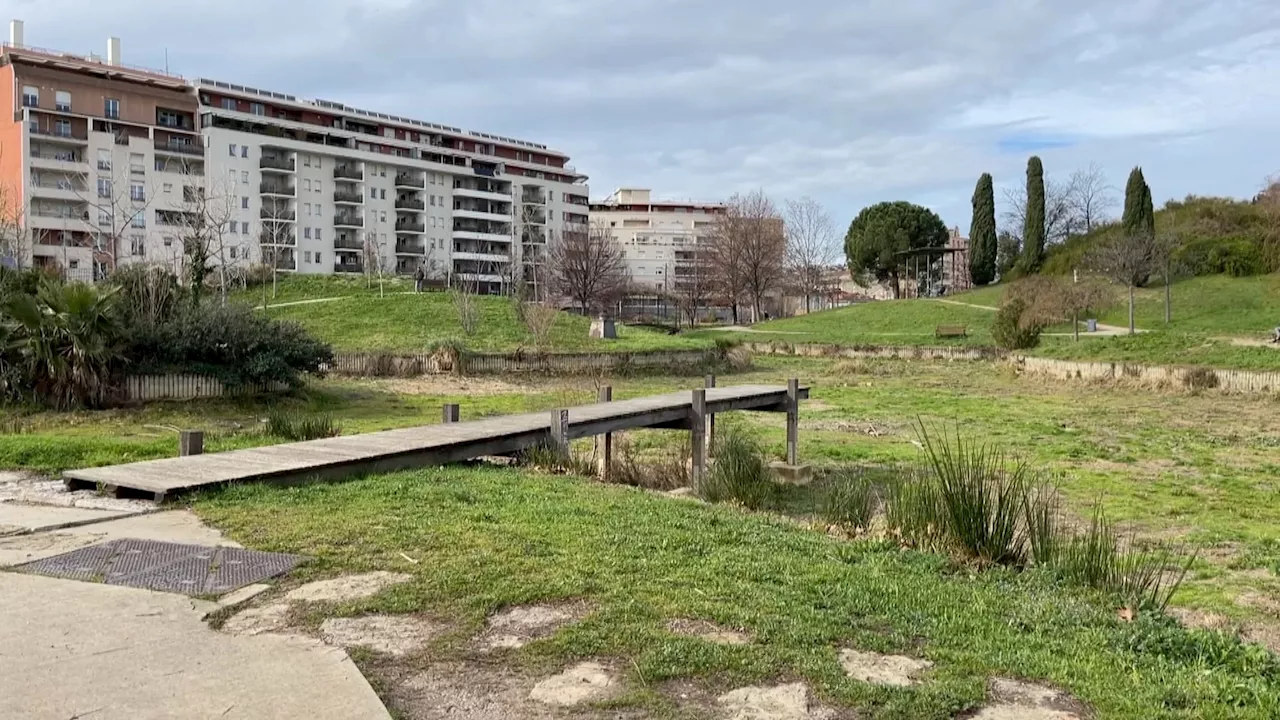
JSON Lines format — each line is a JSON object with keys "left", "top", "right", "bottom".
{"left": 194, "top": 79, "right": 589, "bottom": 294}
{"left": 590, "top": 188, "right": 724, "bottom": 301}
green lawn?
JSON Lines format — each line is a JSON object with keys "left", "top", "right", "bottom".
{"left": 265, "top": 292, "right": 708, "bottom": 353}
{"left": 690, "top": 299, "right": 998, "bottom": 347}
{"left": 231, "top": 274, "right": 418, "bottom": 305}
{"left": 194, "top": 464, "right": 1279, "bottom": 719}
{"left": 1033, "top": 332, "right": 1280, "bottom": 370}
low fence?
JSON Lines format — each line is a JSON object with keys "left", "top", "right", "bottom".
{"left": 1016, "top": 357, "right": 1280, "bottom": 395}
{"left": 743, "top": 342, "right": 1002, "bottom": 362}
{"left": 123, "top": 375, "right": 289, "bottom": 402}
{"left": 330, "top": 348, "right": 725, "bottom": 378}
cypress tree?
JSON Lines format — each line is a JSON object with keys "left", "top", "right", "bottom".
{"left": 1123, "top": 166, "right": 1154, "bottom": 238}
{"left": 1018, "top": 156, "right": 1046, "bottom": 273}
{"left": 968, "top": 173, "right": 998, "bottom": 285}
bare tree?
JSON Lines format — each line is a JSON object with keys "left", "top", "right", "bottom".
{"left": 1065, "top": 162, "right": 1117, "bottom": 234}
{"left": 1002, "top": 177, "right": 1077, "bottom": 246}
{"left": 257, "top": 195, "right": 296, "bottom": 303}
{"left": 783, "top": 197, "right": 838, "bottom": 313}
{"left": 1011, "top": 274, "right": 1115, "bottom": 342}
{"left": 0, "top": 175, "right": 31, "bottom": 269}
{"left": 362, "top": 230, "right": 390, "bottom": 297}
{"left": 449, "top": 271, "right": 481, "bottom": 336}
{"left": 175, "top": 174, "right": 236, "bottom": 305}
{"left": 674, "top": 243, "right": 713, "bottom": 328}
{"left": 546, "top": 221, "right": 630, "bottom": 315}
{"left": 1088, "top": 229, "right": 1159, "bottom": 335}
{"left": 75, "top": 160, "right": 157, "bottom": 274}
{"left": 709, "top": 190, "right": 785, "bottom": 323}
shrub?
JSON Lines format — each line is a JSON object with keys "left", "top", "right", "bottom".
{"left": 108, "top": 264, "right": 187, "bottom": 328}
{"left": 884, "top": 470, "right": 942, "bottom": 548}
{"left": 1183, "top": 366, "right": 1220, "bottom": 391}
{"left": 265, "top": 410, "right": 340, "bottom": 441}
{"left": 1057, "top": 507, "right": 1194, "bottom": 612}
{"left": 992, "top": 298, "right": 1042, "bottom": 350}
{"left": 695, "top": 431, "right": 775, "bottom": 510}
{"left": 819, "top": 470, "right": 876, "bottom": 531}
{"left": 607, "top": 436, "right": 689, "bottom": 490}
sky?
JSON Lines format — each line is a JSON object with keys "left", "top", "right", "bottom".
{"left": 12, "top": 0, "right": 1280, "bottom": 234}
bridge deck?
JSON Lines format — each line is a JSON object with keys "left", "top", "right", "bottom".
{"left": 63, "top": 384, "right": 806, "bottom": 501}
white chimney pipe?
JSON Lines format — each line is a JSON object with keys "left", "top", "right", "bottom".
{"left": 107, "top": 36, "right": 120, "bottom": 66}
{"left": 10, "top": 19, "right": 24, "bottom": 48}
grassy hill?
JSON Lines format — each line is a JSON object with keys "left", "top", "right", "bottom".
{"left": 691, "top": 299, "right": 998, "bottom": 346}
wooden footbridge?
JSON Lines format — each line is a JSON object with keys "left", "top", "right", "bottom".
{"left": 64, "top": 380, "right": 807, "bottom": 502}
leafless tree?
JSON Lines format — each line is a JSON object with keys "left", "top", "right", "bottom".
{"left": 75, "top": 160, "right": 157, "bottom": 274}
{"left": 1002, "top": 177, "right": 1077, "bottom": 246}
{"left": 783, "top": 197, "right": 839, "bottom": 313}
{"left": 174, "top": 174, "right": 237, "bottom": 304}
{"left": 362, "top": 230, "right": 391, "bottom": 297}
{"left": 449, "top": 272, "right": 481, "bottom": 336}
{"left": 674, "top": 243, "right": 713, "bottom": 328}
{"left": 257, "top": 195, "right": 296, "bottom": 302}
{"left": 1065, "top": 162, "right": 1117, "bottom": 234}
{"left": 1011, "top": 274, "right": 1115, "bottom": 342}
{"left": 709, "top": 190, "right": 785, "bottom": 323}
{"left": 1258, "top": 174, "right": 1280, "bottom": 273}
{"left": 0, "top": 174, "right": 31, "bottom": 268}
{"left": 546, "top": 221, "right": 630, "bottom": 315}
{"left": 1088, "top": 229, "right": 1160, "bottom": 335}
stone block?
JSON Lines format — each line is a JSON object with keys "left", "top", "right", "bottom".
{"left": 769, "top": 461, "right": 813, "bottom": 485}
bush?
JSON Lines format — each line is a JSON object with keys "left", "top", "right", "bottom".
{"left": 992, "top": 298, "right": 1042, "bottom": 350}
{"left": 1057, "top": 507, "right": 1194, "bottom": 612}
{"left": 125, "top": 301, "right": 332, "bottom": 388}
{"left": 265, "top": 410, "right": 340, "bottom": 441}
{"left": 108, "top": 264, "right": 187, "bottom": 329}
{"left": 695, "top": 431, "right": 775, "bottom": 510}
{"left": 819, "top": 470, "right": 876, "bottom": 531}
{"left": 1183, "top": 366, "right": 1220, "bottom": 391}
{"left": 607, "top": 436, "right": 688, "bottom": 490}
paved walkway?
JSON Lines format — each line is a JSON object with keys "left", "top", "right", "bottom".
{"left": 0, "top": 500, "right": 391, "bottom": 720}
{"left": 935, "top": 299, "right": 1140, "bottom": 337}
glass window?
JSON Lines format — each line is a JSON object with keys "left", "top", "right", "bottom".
{"left": 250, "top": 102, "right": 265, "bottom": 116}
{"left": 316, "top": 228, "right": 322, "bottom": 240}
{"left": 315, "top": 180, "right": 321, "bottom": 193}
{"left": 131, "top": 214, "right": 146, "bottom": 229}
{"left": 241, "top": 145, "right": 249, "bottom": 158}
{"left": 22, "top": 86, "right": 38, "bottom": 107}
{"left": 228, "top": 144, "right": 236, "bottom": 157}
{"left": 304, "top": 203, "right": 312, "bottom": 216}
{"left": 304, "top": 227, "right": 312, "bottom": 239}
{"left": 130, "top": 183, "right": 145, "bottom": 201}
{"left": 241, "top": 171, "right": 249, "bottom": 184}
{"left": 304, "top": 179, "right": 312, "bottom": 191}
{"left": 241, "top": 196, "right": 249, "bottom": 209}
{"left": 163, "top": 236, "right": 173, "bottom": 247}
{"left": 164, "top": 183, "right": 173, "bottom": 193}
{"left": 241, "top": 222, "right": 249, "bottom": 234}
{"left": 221, "top": 97, "right": 236, "bottom": 111}
{"left": 104, "top": 98, "right": 119, "bottom": 118}
{"left": 304, "top": 251, "right": 312, "bottom": 263}
{"left": 380, "top": 189, "right": 386, "bottom": 200}
{"left": 230, "top": 223, "right": 239, "bottom": 234}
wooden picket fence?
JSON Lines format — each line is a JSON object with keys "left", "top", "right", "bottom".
{"left": 124, "top": 374, "right": 287, "bottom": 402}
{"left": 329, "top": 348, "right": 722, "bottom": 377}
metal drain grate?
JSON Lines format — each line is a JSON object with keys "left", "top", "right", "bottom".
{"left": 17, "top": 539, "right": 305, "bottom": 596}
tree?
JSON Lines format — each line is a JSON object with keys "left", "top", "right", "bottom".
{"left": 1010, "top": 274, "right": 1114, "bottom": 342}
{"left": 1122, "top": 167, "right": 1155, "bottom": 240}
{"left": 1018, "top": 156, "right": 1046, "bottom": 273}
{"left": 257, "top": 196, "right": 296, "bottom": 303}
{"left": 783, "top": 197, "right": 838, "bottom": 313}
{"left": 174, "top": 176, "right": 236, "bottom": 306}
{"left": 674, "top": 243, "right": 713, "bottom": 328}
{"left": 362, "top": 230, "right": 390, "bottom": 297}
{"left": 844, "top": 201, "right": 948, "bottom": 298}
{"left": 968, "top": 174, "right": 998, "bottom": 286}
{"left": 995, "top": 230, "right": 1020, "bottom": 279}
{"left": 76, "top": 161, "right": 156, "bottom": 275}
{"left": 0, "top": 169, "right": 31, "bottom": 269}
{"left": 1089, "top": 227, "right": 1158, "bottom": 335}
{"left": 546, "top": 221, "right": 630, "bottom": 315}
{"left": 1066, "top": 162, "right": 1117, "bottom": 234}
{"left": 1001, "top": 177, "right": 1075, "bottom": 248}
{"left": 706, "top": 190, "right": 785, "bottom": 322}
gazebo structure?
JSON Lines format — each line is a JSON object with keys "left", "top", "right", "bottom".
{"left": 894, "top": 246, "right": 971, "bottom": 299}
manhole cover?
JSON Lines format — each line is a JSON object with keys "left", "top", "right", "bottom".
{"left": 17, "top": 539, "right": 305, "bottom": 596}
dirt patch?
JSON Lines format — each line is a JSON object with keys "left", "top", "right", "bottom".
{"left": 838, "top": 648, "right": 931, "bottom": 687}
{"left": 660, "top": 487, "right": 704, "bottom": 503}
{"left": 965, "top": 678, "right": 1088, "bottom": 720}
{"left": 716, "top": 682, "right": 836, "bottom": 720}
{"left": 221, "top": 602, "right": 293, "bottom": 636}
{"left": 478, "top": 601, "right": 590, "bottom": 650}
{"left": 529, "top": 661, "right": 619, "bottom": 707}
{"left": 320, "top": 615, "right": 443, "bottom": 657}
{"left": 390, "top": 661, "right": 554, "bottom": 719}
{"left": 285, "top": 571, "right": 412, "bottom": 603}
{"left": 1236, "top": 590, "right": 1280, "bottom": 615}
{"left": 667, "top": 618, "right": 752, "bottom": 646}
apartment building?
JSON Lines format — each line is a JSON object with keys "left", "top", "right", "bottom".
{"left": 0, "top": 21, "right": 205, "bottom": 279}
{"left": 590, "top": 188, "right": 724, "bottom": 300}
{"left": 0, "top": 21, "right": 590, "bottom": 293}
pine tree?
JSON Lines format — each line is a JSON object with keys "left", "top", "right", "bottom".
{"left": 1122, "top": 166, "right": 1154, "bottom": 238}
{"left": 1018, "top": 156, "right": 1046, "bottom": 273}
{"left": 968, "top": 173, "right": 998, "bottom": 285}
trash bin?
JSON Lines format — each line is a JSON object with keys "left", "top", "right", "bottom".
{"left": 1086, "top": 319, "right": 1098, "bottom": 333}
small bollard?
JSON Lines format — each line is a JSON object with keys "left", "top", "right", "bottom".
{"left": 704, "top": 374, "right": 716, "bottom": 457}
{"left": 179, "top": 430, "right": 204, "bottom": 457}
{"left": 690, "top": 389, "right": 707, "bottom": 485}
{"left": 442, "top": 403, "right": 460, "bottom": 423}
{"left": 550, "top": 408, "right": 570, "bottom": 460}
{"left": 597, "top": 386, "right": 613, "bottom": 480}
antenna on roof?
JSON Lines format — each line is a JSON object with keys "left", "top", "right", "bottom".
{"left": 164, "top": 47, "right": 169, "bottom": 74}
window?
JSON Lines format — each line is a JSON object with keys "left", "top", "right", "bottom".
{"left": 304, "top": 179, "right": 312, "bottom": 191}
{"left": 304, "top": 251, "right": 312, "bottom": 263}
{"left": 380, "top": 189, "right": 386, "bottom": 200}
{"left": 314, "top": 180, "right": 321, "bottom": 193}
{"left": 303, "top": 155, "right": 311, "bottom": 167}
{"left": 97, "top": 177, "right": 112, "bottom": 198}
{"left": 369, "top": 187, "right": 376, "bottom": 199}
{"left": 229, "top": 169, "right": 237, "bottom": 183}
{"left": 241, "top": 145, "right": 249, "bottom": 158}
{"left": 55, "top": 90, "right": 71, "bottom": 112}
{"left": 131, "top": 213, "right": 146, "bottom": 229}
{"left": 430, "top": 196, "right": 436, "bottom": 207}
{"left": 69, "top": 259, "right": 79, "bottom": 270}
{"left": 379, "top": 167, "right": 386, "bottom": 178}
{"left": 241, "top": 171, "right": 249, "bottom": 184}
{"left": 228, "top": 144, "right": 236, "bottom": 157}
{"left": 314, "top": 156, "right": 321, "bottom": 169}
{"left": 230, "top": 246, "right": 239, "bottom": 260}
{"left": 315, "top": 228, "right": 322, "bottom": 240}
{"left": 241, "top": 196, "right": 249, "bottom": 209}
{"left": 98, "top": 210, "right": 111, "bottom": 226}
{"left": 157, "top": 109, "right": 183, "bottom": 128}
{"left": 163, "top": 236, "right": 173, "bottom": 247}
{"left": 250, "top": 102, "right": 265, "bottom": 116}
{"left": 316, "top": 204, "right": 322, "bottom": 218}
{"left": 97, "top": 149, "right": 111, "bottom": 171}
{"left": 104, "top": 98, "right": 119, "bottom": 119}
{"left": 241, "top": 221, "right": 249, "bottom": 234}
{"left": 230, "top": 223, "right": 239, "bottom": 235}
{"left": 54, "top": 119, "right": 72, "bottom": 137}
{"left": 304, "top": 227, "right": 312, "bottom": 239}
{"left": 315, "top": 252, "right": 322, "bottom": 264}
{"left": 22, "top": 85, "right": 38, "bottom": 107}
{"left": 130, "top": 235, "right": 145, "bottom": 257}
{"left": 380, "top": 211, "right": 386, "bottom": 223}
{"left": 221, "top": 97, "right": 236, "bottom": 111}
{"left": 27, "top": 117, "right": 36, "bottom": 134}
{"left": 130, "top": 183, "right": 145, "bottom": 201}
{"left": 304, "top": 203, "right": 312, "bottom": 216}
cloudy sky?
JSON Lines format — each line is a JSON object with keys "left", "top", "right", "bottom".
{"left": 14, "top": 0, "right": 1280, "bottom": 232}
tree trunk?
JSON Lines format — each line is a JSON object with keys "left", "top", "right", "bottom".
{"left": 1128, "top": 285, "right": 1135, "bottom": 335}
{"left": 1073, "top": 309, "right": 1079, "bottom": 342}
{"left": 1164, "top": 277, "right": 1171, "bottom": 324}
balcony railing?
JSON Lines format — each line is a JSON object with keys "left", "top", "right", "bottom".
{"left": 395, "top": 220, "right": 425, "bottom": 233}
{"left": 335, "top": 261, "right": 365, "bottom": 274}
{"left": 259, "top": 231, "right": 297, "bottom": 246}
{"left": 394, "top": 173, "right": 425, "bottom": 188}
{"left": 274, "top": 256, "right": 297, "bottom": 271}
{"left": 333, "top": 165, "right": 363, "bottom": 181}
{"left": 333, "top": 190, "right": 364, "bottom": 205}
{"left": 394, "top": 198, "right": 425, "bottom": 211}
{"left": 260, "top": 156, "right": 295, "bottom": 172}
{"left": 260, "top": 209, "right": 297, "bottom": 221}
{"left": 260, "top": 183, "right": 296, "bottom": 197}
{"left": 334, "top": 237, "right": 364, "bottom": 250}
{"left": 395, "top": 240, "right": 424, "bottom": 254}
{"left": 334, "top": 215, "right": 364, "bottom": 228}
{"left": 522, "top": 191, "right": 547, "bottom": 205}
{"left": 31, "top": 127, "right": 88, "bottom": 141}
{"left": 155, "top": 141, "right": 203, "bottom": 156}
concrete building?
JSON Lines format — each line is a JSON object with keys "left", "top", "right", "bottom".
{"left": 0, "top": 21, "right": 204, "bottom": 280}
{"left": 0, "top": 21, "right": 589, "bottom": 293}
{"left": 590, "top": 188, "right": 724, "bottom": 318}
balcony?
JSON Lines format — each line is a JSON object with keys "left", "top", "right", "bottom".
{"left": 395, "top": 239, "right": 424, "bottom": 255}
{"left": 455, "top": 208, "right": 511, "bottom": 224}
{"left": 394, "top": 173, "right": 425, "bottom": 189}
{"left": 334, "top": 215, "right": 364, "bottom": 228}
{"left": 260, "top": 208, "right": 297, "bottom": 222}
{"left": 521, "top": 189, "right": 547, "bottom": 205}
{"left": 334, "top": 236, "right": 364, "bottom": 250}
{"left": 155, "top": 140, "right": 203, "bottom": 157}
{"left": 31, "top": 127, "right": 88, "bottom": 144}
{"left": 454, "top": 186, "right": 510, "bottom": 203}
{"left": 394, "top": 219, "right": 425, "bottom": 234}
{"left": 259, "top": 231, "right": 297, "bottom": 246}
{"left": 454, "top": 229, "right": 512, "bottom": 243}
{"left": 260, "top": 183, "right": 297, "bottom": 197}
{"left": 29, "top": 184, "right": 87, "bottom": 202}
{"left": 334, "top": 261, "right": 365, "bottom": 274}
{"left": 394, "top": 197, "right": 425, "bottom": 211}
{"left": 521, "top": 208, "right": 547, "bottom": 225}
{"left": 260, "top": 156, "right": 295, "bottom": 172}
{"left": 274, "top": 256, "right": 297, "bottom": 271}
{"left": 334, "top": 165, "right": 363, "bottom": 181}
{"left": 333, "top": 190, "right": 364, "bottom": 205}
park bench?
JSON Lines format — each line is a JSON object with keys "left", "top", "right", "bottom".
{"left": 935, "top": 325, "right": 968, "bottom": 338}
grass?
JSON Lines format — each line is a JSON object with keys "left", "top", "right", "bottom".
{"left": 230, "top": 274, "right": 418, "bottom": 305}
{"left": 192, "top": 466, "right": 1280, "bottom": 719}
{"left": 689, "top": 299, "right": 998, "bottom": 346}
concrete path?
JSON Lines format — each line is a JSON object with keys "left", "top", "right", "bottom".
{"left": 0, "top": 506, "right": 392, "bottom": 720}
{"left": 936, "top": 299, "right": 1140, "bottom": 337}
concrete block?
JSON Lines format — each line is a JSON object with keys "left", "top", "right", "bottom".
{"left": 588, "top": 316, "right": 616, "bottom": 339}
{"left": 769, "top": 461, "right": 813, "bottom": 486}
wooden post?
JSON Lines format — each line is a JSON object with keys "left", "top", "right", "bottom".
{"left": 550, "top": 408, "right": 570, "bottom": 460}
{"left": 690, "top": 389, "right": 707, "bottom": 485}
{"left": 704, "top": 374, "right": 716, "bottom": 456}
{"left": 442, "top": 403, "right": 460, "bottom": 423}
{"left": 179, "top": 430, "right": 204, "bottom": 457}
{"left": 596, "top": 386, "right": 612, "bottom": 480}
{"left": 786, "top": 378, "right": 799, "bottom": 466}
